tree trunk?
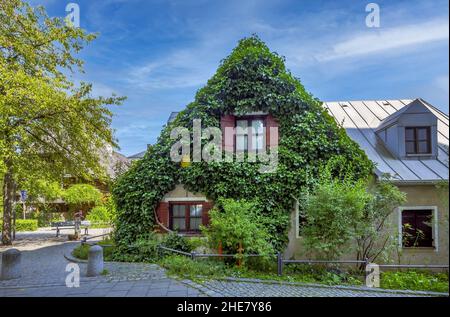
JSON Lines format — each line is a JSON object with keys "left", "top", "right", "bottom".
{"left": 2, "top": 162, "right": 15, "bottom": 245}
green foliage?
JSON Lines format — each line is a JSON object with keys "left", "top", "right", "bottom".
{"left": 381, "top": 271, "right": 448, "bottom": 293}
{"left": 159, "top": 255, "right": 228, "bottom": 278}
{"left": 111, "top": 232, "right": 161, "bottom": 263}
{"left": 0, "top": 0, "right": 124, "bottom": 244}
{"left": 187, "top": 236, "right": 209, "bottom": 250}
{"left": 0, "top": 219, "right": 38, "bottom": 231}
{"left": 63, "top": 184, "right": 102, "bottom": 206}
{"left": 72, "top": 240, "right": 115, "bottom": 261}
{"left": 300, "top": 166, "right": 406, "bottom": 262}
{"left": 355, "top": 178, "right": 407, "bottom": 263}
{"left": 159, "top": 255, "right": 364, "bottom": 287}
{"left": 161, "top": 231, "right": 193, "bottom": 253}
{"left": 86, "top": 194, "right": 116, "bottom": 227}
{"left": 113, "top": 35, "right": 373, "bottom": 249}
{"left": 301, "top": 174, "right": 371, "bottom": 260}
{"left": 202, "top": 199, "right": 275, "bottom": 258}
{"left": 31, "top": 209, "right": 64, "bottom": 227}
{"left": 26, "top": 180, "right": 64, "bottom": 201}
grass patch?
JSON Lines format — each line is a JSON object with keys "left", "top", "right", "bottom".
{"left": 71, "top": 239, "right": 115, "bottom": 261}
{"left": 158, "top": 255, "right": 449, "bottom": 293}
{"left": 381, "top": 270, "right": 448, "bottom": 293}
{"left": 158, "top": 255, "right": 364, "bottom": 286}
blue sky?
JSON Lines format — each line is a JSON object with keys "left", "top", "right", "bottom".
{"left": 29, "top": 0, "right": 449, "bottom": 156}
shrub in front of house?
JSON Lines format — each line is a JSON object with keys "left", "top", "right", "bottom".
{"left": 159, "top": 255, "right": 228, "bottom": 279}
{"left": 111, "top": 232, "right": 161, "bottom": 262}
{"left": 0, "top": 219, "right": 38, "bottom": 232}
{"left": 161, "top": 231, "right": 193, "bottom": 253}
{"left": 201, "top": 198, "right": 275, "bottom": 263}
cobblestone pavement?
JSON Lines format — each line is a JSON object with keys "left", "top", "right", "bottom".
{"left": 0, "top": 233, "right": 205, "bottom": 297}
{"left": 190, "top": 279, "right": 447, "bottom": 297}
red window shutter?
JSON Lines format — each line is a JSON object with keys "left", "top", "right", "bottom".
{"left": 266, "top": 114, "right": 279, "bottom": 149}
{"left": 202, "top": 202, "right": 213, "bottom": 226}
{"left": 156, "top": 202, "right": 169, "bottom": 229}
{"left": 221, "top": 115, "right": 235, "bottom": 154}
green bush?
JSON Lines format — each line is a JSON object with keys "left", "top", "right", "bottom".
{"left": 161, "top": 231, "right": 192, "bottom": 253}
{"left": 72, "top": 239, "right": 115, "bottom": 261}
{"left": 63, "top": 184, "right": 102, "bottom": 207}
{"left": 381, "top": 271, "right": 449, "bottom": 293}
{"left": 159, "top": 255, "right": 227, "bottom": 278}
{"left": 301, "top": 171, "right": 371, "bottom": 260}
{"left": 31, "top": 209, "right": 64, "bottom": 227}
{"left": 0, "top": 219, "right": 38, "bottom": 231}
{"left": 112, "top": 232, "right": 161, "bottom": 262}
{"left": 86, "top": 206, "right": 113, "bottom": 228}
{"left": 202, "top": 199, "right": 275, "bottom": 260}
{"left": 188, "top": 236, "right": 210, "bottom": 251}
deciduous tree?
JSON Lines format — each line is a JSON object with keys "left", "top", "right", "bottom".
{"left": 0, "top": 0, "right": 124, "bottom": 244}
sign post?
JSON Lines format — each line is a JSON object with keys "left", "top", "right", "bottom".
{"left": 20, "top": 190, "right": 27, "bottom": 220}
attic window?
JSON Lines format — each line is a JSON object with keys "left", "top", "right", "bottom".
{"left": 405, "top": 127, "right": 431, "bottom": 155}
{"left": 235, "top": 117, "right": 266, "bottom": 153}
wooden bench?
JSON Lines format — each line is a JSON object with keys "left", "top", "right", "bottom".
{"left": 51, "top": 221, "right": 91, "bottom": 237}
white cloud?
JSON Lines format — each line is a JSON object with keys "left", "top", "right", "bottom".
{"left": 317, "top": 19, "right": 449, "bottom": 61}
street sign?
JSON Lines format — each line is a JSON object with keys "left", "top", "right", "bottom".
{"left": 20, "top": 190, "right": 27, "bottom": 202}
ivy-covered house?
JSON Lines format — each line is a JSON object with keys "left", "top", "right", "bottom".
{"left": 113, "top": 36, "right": 449, "bottom": 264}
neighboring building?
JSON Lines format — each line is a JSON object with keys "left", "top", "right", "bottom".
{"left": 31, "top": 146, "right": 130, "bottom": 215}
{"left": 154, "top": 99, "right": 449, "bottom": 263}
{"left": 128, "top": 144, "right": 152, "bottom": 162}
{"left": 286, "top": 99, "right": 449, "bottom": 264}
{"left": 128, "top": 150, "right": 146, "bottom": 162}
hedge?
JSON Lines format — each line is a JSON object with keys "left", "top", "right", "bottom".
{"left": 0, "top": 219, "right": 38, "bottom": 232}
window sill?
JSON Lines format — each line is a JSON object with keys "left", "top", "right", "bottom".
{"left": 404, "top": 154, "right": 433, "bottom": 158}
{"left": 401, "top": 246, "right": 436, "bottom": 251}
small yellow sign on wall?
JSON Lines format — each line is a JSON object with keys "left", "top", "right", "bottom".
{"left": 181, "top": 154, "right": 191, "bottom": 168}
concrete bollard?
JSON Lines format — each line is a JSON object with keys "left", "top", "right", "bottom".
{"left": 86, "top": 245, "right": 103, "bottom": 277}
{"left": 1, "top": 248, "right": 22, "bottom": 280}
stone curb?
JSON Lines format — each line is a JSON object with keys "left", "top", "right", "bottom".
{"left": 64, "top": 252, "right": 88, "bottom": 264}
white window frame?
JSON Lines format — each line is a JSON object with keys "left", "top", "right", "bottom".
{"left": 397, "top": 206, "right": 439, "bottom": 252}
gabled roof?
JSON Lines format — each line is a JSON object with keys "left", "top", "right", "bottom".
{"left": 375, "top": 98, "right": 435, "bottom": 132}
{"left": 323, "top": 99, "right": 449, "bottom": 183}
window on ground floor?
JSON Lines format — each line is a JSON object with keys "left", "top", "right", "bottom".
{"left": 401, "top": 209, "right": 433, "bottom": 248}
{"left": 169, "top": 202, "right": 204, "bottom": 232}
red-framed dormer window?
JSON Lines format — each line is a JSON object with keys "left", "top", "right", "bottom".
{"left": 220, "top": 114, "right": 279, "bottom": 154}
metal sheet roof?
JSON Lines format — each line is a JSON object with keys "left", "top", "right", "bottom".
{"left": 323, "top": 99, "right": 449, "bottom": 182}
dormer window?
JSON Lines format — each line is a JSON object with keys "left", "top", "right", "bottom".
{"left": 405, "top": 127, "right": 431, "bottom": 155}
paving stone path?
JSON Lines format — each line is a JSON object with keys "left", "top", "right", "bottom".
{"left": 191, "top": 279, "right": 447, "bottom": 297}
{"left": 0, "top": 232, "right": 447, "bottom": 297}
{"left": 0, "top": 230, "right": 205, "bottom": 297}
